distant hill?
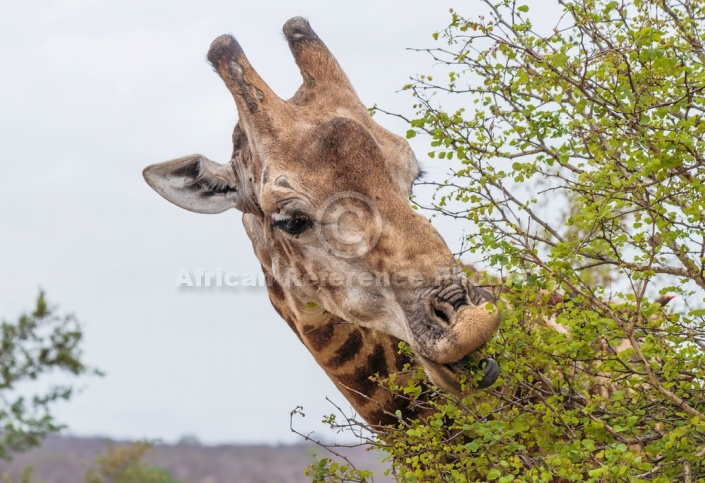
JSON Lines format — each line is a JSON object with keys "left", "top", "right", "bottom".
{"left": 0, "top": 435, "right": 395, "bottom": 483}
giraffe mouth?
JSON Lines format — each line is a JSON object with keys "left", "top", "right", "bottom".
{"left": 418, "top": 353, "right": 500, "bottom": 395}
{"left": 447, "top": 355, "right": 500, "bottom": 388}
{"left": 409, "top": 279, "right": 502, "bottom": 394}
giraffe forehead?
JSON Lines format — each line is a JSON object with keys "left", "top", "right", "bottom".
{"left": 259, "top": 117, "right": 405, "bottom": 201}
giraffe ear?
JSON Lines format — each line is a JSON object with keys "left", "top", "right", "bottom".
{"left": 143, "top": 155, "right": 241, "bottom": 214}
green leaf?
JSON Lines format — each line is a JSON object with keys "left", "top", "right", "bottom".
{"left": 553, "top": 53, "right": 569, "bottom": 67}
{"left": 465, "top": 440, "right": 481, "bottom": 452}
{"left": 487, "top": 469, "right": 502, "bottom": 480}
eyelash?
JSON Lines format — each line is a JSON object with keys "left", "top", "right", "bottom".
{"left": 272, "top": 215, "right": 313, "bottom": 235}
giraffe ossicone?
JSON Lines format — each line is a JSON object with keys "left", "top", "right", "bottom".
{"left": 143, "top": 17, "right": 503, "bottom": 427}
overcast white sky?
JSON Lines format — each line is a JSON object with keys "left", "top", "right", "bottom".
{"left": 0, "top": 0, "right": 552, "bottom": 445}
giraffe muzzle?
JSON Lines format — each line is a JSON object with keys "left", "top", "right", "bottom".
{"left": 429, "top": 301, "right": 502, "bottom": 365}
{"left": 410, "top": 280, "right": 503, "bottom": 393}
{"left": 422, "top": 281, "right": 501, "bottom": 365}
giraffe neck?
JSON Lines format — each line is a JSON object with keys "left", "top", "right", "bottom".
{"left": 241, "top": 211, "right": 430, "bottom": 427}
{"left": 264, "top": 274, "right": 425, "bottom": 428}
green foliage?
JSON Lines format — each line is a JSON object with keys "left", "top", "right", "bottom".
{"left": 306, "top": 457, "right": 374, "bottom": 483}
{"left": 1, "top": 467, "right": 36, "bottom": 483}
{"left": 0, "top": 291, "right": 98, "bottom": 460}
{"left": 318, "top": 1, "right": 705, "bottom": 481}
{"left": 84, "top": 441, "right": 182, "bottom": 483}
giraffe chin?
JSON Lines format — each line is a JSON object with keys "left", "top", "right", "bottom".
{"left": 419, "top": 354, "right": 500, "bottom": 396}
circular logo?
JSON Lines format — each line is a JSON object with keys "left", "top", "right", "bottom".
{"left": 315, "top": 191, "right": 383, "bottom": 259}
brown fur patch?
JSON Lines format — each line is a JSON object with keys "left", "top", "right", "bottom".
{"left": 327, "top": 329, "right": 363, "bottom": 368}
{"left": 367, "top": 394, "right": 422, "bottom": 428}
{"left": 366, "top": 344, "right": 390, "bottom": 378}
{"left": 268, "top": 278, "right": 286, "bottom": 300}
{"left": 392, "top": 340, "right": 411, "bottom": 368}
{"left": 303, "top": 323, "right": 336, "bottom": 352}
{"left": 337, "top": 371, "right": 378, "bottom": 406}
{"left": 367, "top": 408, "right": 399, "bottom": 428}
{"left": 336, "top": 344, "right": 388, "bottom": 405}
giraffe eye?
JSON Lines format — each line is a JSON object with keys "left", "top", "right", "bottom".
{"left": 273, "top": 215, "right": 313, "bottom": 235}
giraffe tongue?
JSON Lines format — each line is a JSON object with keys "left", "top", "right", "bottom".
{"left": 477, "top": 358, "right": 500, "bottom": 388}
{"left": 447, "top": 356, "right": 500, "bottom": 389}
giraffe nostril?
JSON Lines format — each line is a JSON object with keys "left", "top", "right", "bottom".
{"left": 433, "top": 307, "right": 450, "bottom": 325}
{"left": 428, "top": 296, "right": 456, "bottom": 327}
{"left": 427, "top": 283, "right": 472, "bottom": 327}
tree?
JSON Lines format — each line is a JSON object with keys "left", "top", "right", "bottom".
{"left": 84, "top": 441, "right": 183, "bottom": 483}
{"left": 315, "top": 1, "right": 705, "bottom": 481}
{"left": 0, "top": 292, "right": 98, "bottom": 460}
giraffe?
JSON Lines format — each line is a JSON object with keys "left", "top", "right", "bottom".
{"left": 143, "top": 17, "right": 502, "bottom": 428}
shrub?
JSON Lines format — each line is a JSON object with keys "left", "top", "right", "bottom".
{"left": 316, "top": 1, "right": 705, "bottom": 481}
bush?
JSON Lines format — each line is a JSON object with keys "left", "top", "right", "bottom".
{"left": 316, "top": 1, "right": 705, "bottom": 481}
{"left": 0, "top": 291, "right": 98, "bottom": 460}
{"left": 84, "top": 441, "right": 182, "bottom": 483}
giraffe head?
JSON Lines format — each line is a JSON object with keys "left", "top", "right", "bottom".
{"left": 143, "top": 18, "right": 501, "bottom": 396}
